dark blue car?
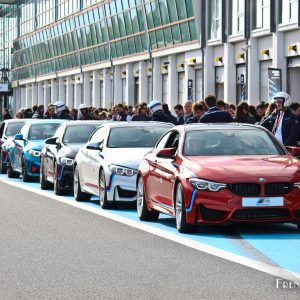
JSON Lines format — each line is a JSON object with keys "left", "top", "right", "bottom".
{"left": 7, "top": 119, "right": 67, "bottom": 181}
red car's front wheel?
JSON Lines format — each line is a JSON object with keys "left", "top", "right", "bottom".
{"left": 137, "top": 176, "right": 159, "bottom": 221}
{"left": 175, "top": 183, "right": 196, "bottom": 233}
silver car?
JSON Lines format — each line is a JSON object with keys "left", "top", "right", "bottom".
{"left": 73, "top": 122, "right": 173, "bottom": 208}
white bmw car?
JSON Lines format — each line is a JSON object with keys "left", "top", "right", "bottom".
{"left": 73, "top": 122, "right": 173, "bottom": 208}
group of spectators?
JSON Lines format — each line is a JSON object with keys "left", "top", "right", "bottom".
{"left": 2, "top": 91, "right": 299, "bottom": 147}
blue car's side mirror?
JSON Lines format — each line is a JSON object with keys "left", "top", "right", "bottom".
{"left": 14, "top": 134, "right": 24, "bottom": 141}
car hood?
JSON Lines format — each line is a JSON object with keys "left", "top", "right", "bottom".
{"left": 62, "top": 144, "right": 82, "bottom": 159}
{"left": 25, "top": 140, "right": 46, "bottom": 151}
{"left": 105, "top": 148, "right": 152, "bottom": 169}
{"left": 184, "top": 155, "right": 300, "bottom": 183}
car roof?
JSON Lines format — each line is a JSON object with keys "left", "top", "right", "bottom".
{"left": 2, "top": 119, "right": 26, "bottom": 124}
{"left": 100, "top": 121, "right": 173, "bottom": 128}
{"left": 177, "top": 123, "right": 263, "bottom": 132}
{"left": 25, "top": 119, "right": 68, "bottom": 126}
{"left": 64, "top": 120, "right": 108, "bottom": 127}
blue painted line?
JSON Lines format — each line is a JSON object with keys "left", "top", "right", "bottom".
{"left": 1, "top": 174, "right": 300, "bottom": 275}
{"left": 186, "top": 189, "right": 197, "bottom": 212}
{"left": 58, "top": 164, "right": 65, "bottom": 181}
{"left": 106, "top": 174, "right": 115, "bottom": 192}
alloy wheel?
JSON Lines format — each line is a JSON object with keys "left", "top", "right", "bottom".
{"left": 99, "top": 171, "right": 106, "bottom": 206}
{"left": 175, "top": 185, "right": 183, "bottom": 230}
{"left": 137, "top": 177, "right": 144, "bottom": 218}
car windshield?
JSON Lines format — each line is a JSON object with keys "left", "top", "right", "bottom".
{"left": 184, "top": 129, "right": 284, "bottom": 156}
{"left": 5, "top": 122, "right": 24, "bottom": 137}
{"left": 107, "top": 126, "right": 170, "bottom": 148}
{"left": 28, "top": 123, "right": 61, "bottom": 141}
{"left": 63, "top": 124, "right": 100, "bottom": 144}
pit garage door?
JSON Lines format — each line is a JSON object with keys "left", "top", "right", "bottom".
{"left": 260, "top": 60, "right": 272, "bottom": 102}
{"left": 162, "top": 74, "right": 168, "bottom": 103}
{"left": 288, "top": 57, "right": 300, "bottom": 103}
{"left": 195, "top": 68, "right": 202, "bottom": 102}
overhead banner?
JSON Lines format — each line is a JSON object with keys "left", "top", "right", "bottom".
{"left": 268, "top": 68, "right": 282, "bottom": 103}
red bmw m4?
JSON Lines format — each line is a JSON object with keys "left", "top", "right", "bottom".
{"left": 136, "top": 124, "right": 300, "bottom": 233}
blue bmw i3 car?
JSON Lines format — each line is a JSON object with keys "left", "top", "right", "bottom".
{"left": 7, "top": 119, "right": 66, "bottom": 181}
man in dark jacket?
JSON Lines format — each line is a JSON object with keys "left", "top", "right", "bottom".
{"left": 174, "top": 104, "right": 184, "bottom": 125}
{"left": 2, "top": 108, "right": 12, "bottom": 120}
{"left": 32, "top": 105, "right": 45, "bottom": 119}
{"left": 261, "top": 92, "right": 299, "bottom": 146}
{"left": 199, "top": 95, "right": 233, "bottom": 123}
{"left": 186, "top": 103, "right": 205, "bottom": 124}
{"left": 147, "top": 100, "right": 172, "bottom": 123}
{"left": 162, "top": 103, "right": 177, "bottom": 125}
{"left": 55, "top": 101, "right": 73, "bottom": 120}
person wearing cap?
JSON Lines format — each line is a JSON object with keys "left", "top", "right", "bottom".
{"left": 78, "top": 103, "right": 93, "bottom": 120}
{"left": 55, "top": 101, "right": 73, "bottom": 120}
{"left": 147, "top": 100, "right": 172, "bottom": 123}
{"left": 261, "top": 92, "right": 299, "bottom": 146}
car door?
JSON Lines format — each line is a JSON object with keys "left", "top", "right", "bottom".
{"left": 152, "top": 131, "right": 180, "bottom": 210}
{"left": 45, "top": 125, "right": 64, "bottom": 181}
{"left": 80, "top": 126, "right": 107, "bottom": 192}
{"left": 13, "top": 124, "right": 29, "bottom": 171}
{"left": 145, "top": 131, "right": 173, "bottom": 204}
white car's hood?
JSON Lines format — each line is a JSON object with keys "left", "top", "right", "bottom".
{"left": 105, "top": 148, "right": 152, "bottom": 169}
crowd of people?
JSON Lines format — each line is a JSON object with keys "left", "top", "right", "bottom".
{"left": 2, "top": 91, "right": 299, "bottom": 146}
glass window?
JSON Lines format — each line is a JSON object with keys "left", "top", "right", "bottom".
{"left": 209, "top": 0, "right": 222, "bottom": 40}
{"left": 183, "top": 129, "right": 284, "bottom": 156}
{"left": 5, "top": 122, "right": 25, "bottom": 137}
{"left": 28, "top": 123, "right": 61, "bottom": 141}
{"left": 180, "top": 22, "right": 191, "bottom": 42}
{"left": 107, "top": 126, "right": 171, "bottom": 148}
{"left": 281, "top": 0, "right": 298, "bottom": 24}
{"left": 168, "top": 0, "right": 179, "bottom": 22}
{"left": 255, "top": 0, "right": 270, "bottom": 29}
{"left": 63, "top": 124, "right": 101, "bottom": 144}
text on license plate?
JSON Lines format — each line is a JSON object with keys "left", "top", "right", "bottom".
{"left": 242, "top": 197, "right": 284, "bottom": 207}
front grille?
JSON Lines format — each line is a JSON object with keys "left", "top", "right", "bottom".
{"left": 265, "top": 183, "right": 293, "bottom": 195}
{"left": 228, "top": 183, "right": 261, "bottom": 196}
{"left": 199, "top": 205, "right": 226, "bottom": 221}
{"left": 232, "top": 208, "right": 291, "bottom": 220}
{"left": 117, "top": 186, "right": 136, "bottom": 198}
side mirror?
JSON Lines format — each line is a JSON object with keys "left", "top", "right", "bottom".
{"left": 286, "top": 146, "right": 300, "bottom": 157}
{"left": 156, "top": 147, "right": 176, "bottom": 160}
{"left": 45, "top": 137, "right": 59, "bottom": 145}
{"left": 86, "top": 141, "right": 103, "bottom": 151}
{"left": 14, "top": 134, "right": 23, "bottom": 141}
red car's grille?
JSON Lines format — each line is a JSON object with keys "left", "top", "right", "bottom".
{"left": 294, "top": 210, "right": 300, "bottom": 219}
{"left": 227, "top": 183, "right": 260, "bottom": 196}
{"left": 199, "top": 205, "right": 226, "bottom": 221}
{"left": 264, "top": 183, "right": 293, "bottom": 195}
{"left": 232, "top": 208, "right": 291, "bottom": 220}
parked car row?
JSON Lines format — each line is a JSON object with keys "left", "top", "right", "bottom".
{"left": 1, "top": 119, "right": 300, "bottom": 233}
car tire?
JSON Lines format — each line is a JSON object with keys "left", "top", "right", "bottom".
{"left": 0, "top": 152, "right": 6, "bottom": 174}
{"left": 175, "top": 182, "right": 196, "bottom": 233}
{"left": 74, "top": 165, "right": 91, "bottom": 202}
{"left": 7, "top": 156, "right": 19, "bottom": 178}
{"left": 40, "top": 158, "right": 52, "bottom": 190}
{"left": 22, "top": 156, "right": 32, "bottom": 182}
{"left": 54, "top": 163, "right": 64, "bottom": 196}
{"left": 137, "top": 176, "right": 159, "bottom": 221}
{"left": 99, "top": 170, "right": 113, "bottom": 209}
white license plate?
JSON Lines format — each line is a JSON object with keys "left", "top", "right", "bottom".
{"left": 242, "top": 197, "right": 284, "bottom": 207}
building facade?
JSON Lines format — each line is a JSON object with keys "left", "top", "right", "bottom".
{"left": 0, "top": 0, "right": 300, "bottom": 115}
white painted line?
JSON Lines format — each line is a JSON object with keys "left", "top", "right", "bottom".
{"left": 1, "top": 177, "right": 300, "bottom": 281}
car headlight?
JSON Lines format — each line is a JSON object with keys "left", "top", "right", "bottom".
{"left": 109, "top": 165, "right": 137, "bottom": 177}
{"left": 28, "top": 150, "right": 41, "bottom": 157}
{"left": 294, "top": 182, "right": 300, "bottom": 189}
{"left": 60, "top": 157, "right": 74, "bottom": 166}
{"left": 189, "top": 178, "right": 227, "bottom": 192}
